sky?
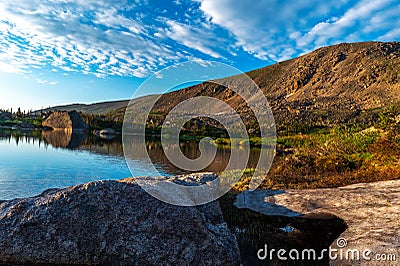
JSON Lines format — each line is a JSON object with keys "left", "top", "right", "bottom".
{"left": 0, "top": 0, "right": 399, "bottom": 111}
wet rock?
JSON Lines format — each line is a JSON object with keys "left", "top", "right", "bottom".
{"left": 0, "top": 179, "right": 239, "bottom": 265}
{"left": 235, "top": 180, "right": 400, "bottom": 265}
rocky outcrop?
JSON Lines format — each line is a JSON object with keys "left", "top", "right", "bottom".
{"left": 0, "top": 178, "right": 240, "bottom": 265}
{"left": 42, "top": 111, "right": 88, "bottom": 132}
{"left": 235, "top": 180, "right": 400, "bottom": 265}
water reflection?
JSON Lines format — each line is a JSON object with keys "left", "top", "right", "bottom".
{"left": 0, "top": 129, "right": 263, "bottom": 176}
{"left": 0, "top": 129, "right": 270, "bottom": 199}
{"left": 42, "top": 130, "right": 87, "bottom": 149}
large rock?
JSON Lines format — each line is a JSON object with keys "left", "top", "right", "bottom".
{"left": 0, "top": 179, "right": 239, "bottom": 265}
{"left": 235, "top": 180, "right": 400, "bottom": 265}
{"left": 42, "top": 111, "right": 88, "bottom": 132}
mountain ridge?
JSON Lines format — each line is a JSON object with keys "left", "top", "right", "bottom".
{"left": 42, "top": 41, "right": 400, "bottom": 131}
{"left": 41, "top": 99, "right": 130, "bottom": 115}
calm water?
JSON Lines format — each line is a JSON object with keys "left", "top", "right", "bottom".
{"left": 0, "top": 129, "right": 262, "bottom": 200}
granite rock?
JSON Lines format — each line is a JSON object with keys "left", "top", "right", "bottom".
{"left": 235, "top": 180, "right": 400, "bottom": 265}
{"left": 0, "top": 178, "right": 239, "bottom": 265}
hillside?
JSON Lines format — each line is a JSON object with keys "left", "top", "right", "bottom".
{"left": 42, "top": 100, "right": 129, "bottom": 115}
{"left": 46, "top": 41, "right": 400, "bottom": 132}
{"left": 123, "top": 41, "right": 400, "bottom": 133}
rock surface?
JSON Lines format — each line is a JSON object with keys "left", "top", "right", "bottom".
{"left": 0, "top": 179, "right": 240, "bottom": 265}
{"left": 99, "top": 128, "right": 116, "bottom": 135}
{"left": 114, "top": 42, "right": 400, "bottom": 133}
{"left": 42, "top": 110, "right": 88, "bottom": 131}
{"left": 235, "top": 180, "right": 400, "bottom": 265}
{"left": 93, "top": 128, "right": 117, "bottom": 140}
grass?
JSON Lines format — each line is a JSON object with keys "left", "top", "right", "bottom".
{"left": 0, "top": 117, "right": 43, "bottom": 128}
{"left": 224, "top": 106, "right": 400, "bottom": 191}
{"left": 231, "top": 121, "right": 399, "bottom": 191}
{"left": 218, "top": 107, "right": 399, "bottom": 264}
{"left": 215, "top": 137, "right": 275, "bottom": 147}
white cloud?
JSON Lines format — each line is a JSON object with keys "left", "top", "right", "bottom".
{"left": 36, "top": 78, "right": 58, "bottom": 85}
{"left": 196, "top": 0, "right": 399, "bottom": 61}
{"left": 173, "top": 0, "right": 182, "bottom": 5}
{"left": 0, "top": 0, "right": 398, "bottom": 78}
{"left": 295, "top": 0, "right": 394, "bottom": 48}
{"left": 164, "top": 20, "right": 223, "bottom": 59}
{"left": 0, "top": 61, "right": 25, "bottom": 74}
{"left": 0, "top": 0, "right": 198, "bottom": 78}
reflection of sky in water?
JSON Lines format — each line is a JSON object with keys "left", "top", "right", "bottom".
{"left": 0, "top": 132, "right": 169, "bottom": 200}
{"left": 0, "top": 130, "right": 263, "bottom": 200}
{"left": 0, "top": 139, "right": 129, "bottom": 200}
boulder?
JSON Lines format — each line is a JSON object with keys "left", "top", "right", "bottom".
{"left": 42, "top": 111, "right": 88, "bottom": 132}
{"left": 235, "top": 180, "right": 400, "bottom": 265}
{"left": 99, "top": 128, "right": 116, "bottom": 135}
{"left": 0, "top": 179, "right": 240, "bottom": 265}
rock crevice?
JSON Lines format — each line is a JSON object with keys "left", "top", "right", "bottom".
{"left": 235, "top": 180, "right": 400, "bottom": 265}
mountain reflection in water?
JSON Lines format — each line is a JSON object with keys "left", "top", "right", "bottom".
{"left": 1, "top": 129, "right": 263, "bottom": 175}
{"left": 0, "top": 129, "right": 265, "bottom": 199}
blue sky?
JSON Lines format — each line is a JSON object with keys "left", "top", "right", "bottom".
{"left": 0, "top": 0, "right": 399, "bottom": 111}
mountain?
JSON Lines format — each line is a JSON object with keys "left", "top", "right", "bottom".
{"left": 129, "top": 41, "right": 400, "bottom": 132}
{"left": 46, "top": 41, "right": 400, "bottom": 131}
{"left": 42, "top": 100, "right": 130, "bottom": 115}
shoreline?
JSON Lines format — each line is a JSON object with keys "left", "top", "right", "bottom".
{"left": 0, "top": 175, "right": 399, "bottom": 265}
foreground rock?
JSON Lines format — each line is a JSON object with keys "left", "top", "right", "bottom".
{"left": 235, "top": 180, "right": 400, "bottom": 265}
{"left": 42, "top": 110, "right": 88, "bottom": 132}
{"left": 0, "top": 179, "right": 239, "bottom": 265}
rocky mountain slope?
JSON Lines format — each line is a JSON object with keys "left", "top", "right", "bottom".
{"left": 46, "top": 42, "right": 400, "bottom": 132}
{"left": 149, "top": 41, "right": 400, "bottom": 132}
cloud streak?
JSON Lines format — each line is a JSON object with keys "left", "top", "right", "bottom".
{"left": 196, "top": 0, "right": 400, "bottom": 61}
{"left": 0, "top": 0, "right": 192, "bottom": 78}
{"left": 0, "top": 0, "right": 398, "bottom": 78}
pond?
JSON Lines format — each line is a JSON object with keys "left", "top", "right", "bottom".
{"left": 0, "top": 129, "right": 262, "bottom": 200}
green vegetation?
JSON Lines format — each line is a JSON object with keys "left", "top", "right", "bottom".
{"left": 0, "top": 117, "right": 44, "bottom": 129}
{"left": 217, "top": 106, "right": 399, "bottom": 263}
{"left": 80, "top": 112, "right": 124, "bottom": 132}
{"left": 82, "top": 104, "right": 399, "bottom": 191}
{"left": 231, "top": 106, "right": 400, "bottom": 192}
